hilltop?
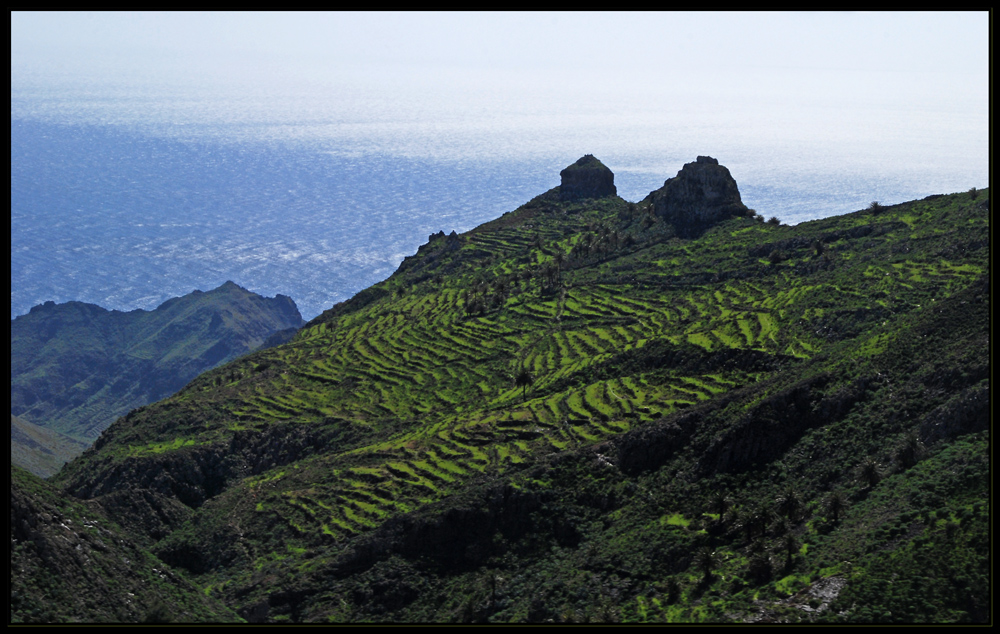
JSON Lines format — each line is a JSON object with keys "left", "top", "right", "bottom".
{"left": 17, "top": 157, "right": 989, "bottom": 623}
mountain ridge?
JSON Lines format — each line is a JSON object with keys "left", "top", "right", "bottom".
{"left": 11, "top": 281, "right": 306, "bottom": 447}
{"left": 17, "top": 157, "right": 989, "bottom": 623}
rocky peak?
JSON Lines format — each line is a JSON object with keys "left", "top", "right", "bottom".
{"left": 649, "top": 156, "right": 749, "bottom": 237}
{"left": 560, "top": 155, "right": 617, "bottom": 201}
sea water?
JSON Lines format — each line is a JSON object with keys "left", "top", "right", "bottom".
{"left": 10, "top": 68, "right": 987, "bottom": 321}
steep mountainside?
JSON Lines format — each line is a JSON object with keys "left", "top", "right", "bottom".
{"left": 11, "top": 281, "right": 304, "bottom": 444}
{"left": 33, "top": 157, "right": 989, "bottom": 623}
{"left": 10, "top": 414, "right": 88, "bottom": 479}
{"left": 11, "top": 466, "right": 241, "bottom": 623}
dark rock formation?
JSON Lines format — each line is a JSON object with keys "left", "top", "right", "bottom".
{"left": 560, "top": 154, "right": 617, "bottom": 201}
{"left": 649, "top": 156, "right": 749, "bottom": 237}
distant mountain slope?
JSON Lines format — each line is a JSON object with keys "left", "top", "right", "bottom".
{"left": 11, "top": 281, "right": 305, "bottom": 442}
{"left": 48, "top": 158, "right": 989, "bottom": 623}
{"left": 11, "top": 465, "right": 242, "bottom": 623}
{"left": 11, "top": 414, "right": 88, "bottom": 478}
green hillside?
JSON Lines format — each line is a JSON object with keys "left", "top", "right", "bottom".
{"left": 35, "top": 158, "right": 988, "bottom": 623}
{"left": 11, "top": 466, "right": 242, "bottom": 623}
{"left": 11, "top": 281, "right": 304, "bottom": 444}
{"left": 11, "top": 414, "right": 88, "bottom": 478}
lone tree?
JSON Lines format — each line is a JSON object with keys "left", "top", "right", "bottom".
{"left": 781, "top": 533, "right": 799, "bottom": 571}
{"left": 893, "top": 432, "right": 925, "bottom": 471}
{"left": 825, "top": 491, "right": 846, "bottom": 523}
{"left": 695, "top": 547, "right": 718, "bottom": 584}
{"left": 858, "top": 456, "right": 882, "bottom": 489}
{"left": 710, "top": 492, "right": 730, "bottom": 517}
{"left": 514, "top": 368, "right": 534, "bottom": 401}
{"left": 776, "top": 486, "right": 802, "bottom": 522}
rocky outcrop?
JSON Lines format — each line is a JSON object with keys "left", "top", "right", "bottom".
{"left": 919, "top": 382, "right": 989, "bottom": 444}
{"left": 649, "top": 156, "right": 749, "bottom": 237}
{"left": 695, "top": 374, "right": 870, "bottom": 475}
{"left": 559, "top": 155, "right": 617, "bottom": 201}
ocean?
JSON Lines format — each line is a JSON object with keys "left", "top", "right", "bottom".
{"left": 10, "top": 77, "right": 987, "bottom": 321}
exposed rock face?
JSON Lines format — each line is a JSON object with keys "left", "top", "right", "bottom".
{"left": 650, "top": 156, "right": 749, "bottom": 237}
{"left": 560, "top": 154, "right": 617, "bottom": 201}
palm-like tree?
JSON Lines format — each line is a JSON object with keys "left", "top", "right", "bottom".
{"left": 858, "top": 457, "right": 881, "bottom": 488}
{"left": 776, "top": 487, "right": 802, "bottom": 522}
{"left": 751, "top": 504, "right": 774, "bottom": 538}
{"left": 893, "top": 432, "right": 924, "bottom": 470}
{"left": 663, "top": 577, "right": 681, "bottom": 604}
{"left": 781, "top": 533, "right": 799, "bottom": 570}
{"left": 514, "top": 368, "right": 534, "bottom": 401}
{"left": 695, "top": 547, "right": 718, "bottom": 583}
{"left": 826, "top": 491, "right": 846, "bottom": 523}
{"left": 710, "top": 492, "right": 729, "bottom": 517}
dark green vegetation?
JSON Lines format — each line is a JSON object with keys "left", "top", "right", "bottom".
{"left": 10, "top": 281, "right": 304, "bottom": 462}
{"left": 10, "top": 414, "right": 88, "bottom": 478}
{"left": 11, "top": 466, "right": 240, "bottom": 623}
{"left": 22, "top": 158, "right": 989, "bottom": 623}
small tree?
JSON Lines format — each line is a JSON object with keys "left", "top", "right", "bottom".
{"left": 767, "top": 216, "right": 781, "bottom": 226}
{"left": 858, "top": 456, "right": 881, "bottom": 489}
{"left": 695, "top": 547, "right": 718, "bottom": 583}
{"left": 776, "top": 486, "right": 802, "bottom": 522}
{"left": 664, "top": 577, "right": 681, "bottom": 604}
{"left": 825, "top": 491, "right": 846, "bottom": 523}
{"left": 968, "top": 187, "right": 978, "bottom": 200}
{"left": 710, "top": 492, "right": 730, "bottom": 517}
{"left": 868, "top": 201, "right": 883, "bottom": 214}
{"left": 892, "top": 432, "right": 925, "bottom": 471}
{"left": 514, "top": 368, "right": 534, "bottom": 401}
{"left": 781, "top": 533, "right": 799, "bottom": 570}
{"left": 747, "top": 553, "right": 772, "bottom": 585}
{"left": 753, "top": 504, "right": 775, "bottom": 537}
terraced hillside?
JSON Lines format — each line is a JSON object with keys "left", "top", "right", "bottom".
{"left": 44, "top": 158, "right": 988, "bottom": 623}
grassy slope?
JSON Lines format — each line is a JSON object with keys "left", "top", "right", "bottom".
{"left": 53, "top": 187, "right": 989, "bottom": 622}
{"left": 11, "top": 413, "right": 89, "bottom": 478}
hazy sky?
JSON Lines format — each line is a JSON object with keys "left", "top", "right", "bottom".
{"left": 11, "top": 12, "right": 987, "bottom": 76}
